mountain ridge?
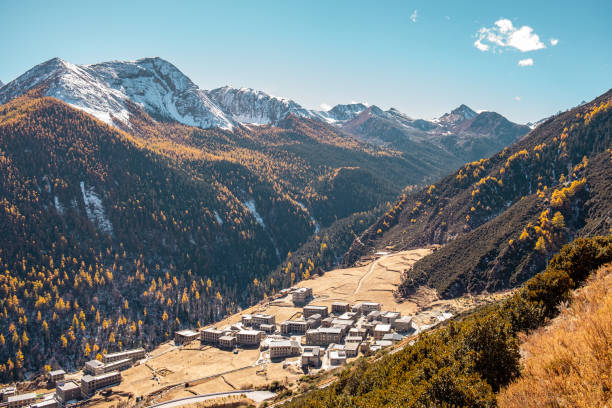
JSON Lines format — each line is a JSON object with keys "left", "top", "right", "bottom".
{"left": 343, "top": 88, "right": 612, "bottom": 298}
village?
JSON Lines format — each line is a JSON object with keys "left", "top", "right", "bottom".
{"left": 0, "top": 285, "right": 414, "bottom": 408}
{"left": 1, "top": 249, "right": 508, "bottom": 408}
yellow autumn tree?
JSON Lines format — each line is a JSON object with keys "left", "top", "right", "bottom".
{"left": 535, "top": 236, "right": 547, "bottom": 253}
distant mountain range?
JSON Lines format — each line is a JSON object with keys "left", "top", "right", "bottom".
{"left": 345, "top": 88, "right": 612, "bottom": 298}
{"left": 0, "top": 57, "right": 529, "bottom": 165}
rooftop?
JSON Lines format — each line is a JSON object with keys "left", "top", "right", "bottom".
{"left": 238, "top": 329, "right": 261, "bottom": 335}
{"left": 57, "top": 380, "right": 80, "bottom": 391}
{"left": 82, "top": 371, "right": 120, "bottom": 382}
{"left": 7, "top": 393, "right": 37, "bottom": 402}
{"left": 85, "top": 359, "right": 104, "bottom": 368}
{"left": 49, "top": 369, "right": 66, "bottom": 376}
{"left": 175, "top": 329, "right": 199, "bottom": 336}
{"left": 375, "top": 324, "right": 392, "bottom": 331}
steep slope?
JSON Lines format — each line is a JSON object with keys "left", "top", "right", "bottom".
{"left": 0, "top": 57, "right": 234, "bottom": 129}
{"left": 498, "top": 263, "right": 612, "bottom": 408}
{"left": 206, "top": 86, "right": 317, "bottom": 125}
{"left": 344, "top": 89, "right": 612, "bottom": 298}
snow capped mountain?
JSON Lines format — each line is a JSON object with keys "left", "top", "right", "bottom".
{"left": 316, "top": 103, "right": 368, "bottom": 123}
{"left": 0, "top": 80, "right": 4, "bottom": 88}
{"left": 0, "top": 57, "right": 234, "bottom": 130}
{"left": 207, "top": 86, "right": 317, "bottom": 125}
{"left": 436, "top": 104, "right": 478, "bottom": 125}
{"left": 0, "top": 56, "right": 528, "bottom": 144}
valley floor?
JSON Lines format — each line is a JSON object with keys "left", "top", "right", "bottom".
{"left": 20, "top": 248, "right": 514, "bottom": 408}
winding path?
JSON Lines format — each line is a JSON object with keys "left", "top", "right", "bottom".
{"left": 353, "top": 254, "right": 388, "bottom": 295}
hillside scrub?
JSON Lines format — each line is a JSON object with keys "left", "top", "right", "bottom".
{"left": 498, "top": 262, "right": 612, "bottom": 408}
{"left": 282, "top": 236, "right": 612, "bottom": 407}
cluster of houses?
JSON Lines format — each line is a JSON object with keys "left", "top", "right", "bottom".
{"left": 2, "top": 287, "right": 414, "bottom": 407}
{"left": 190, "top": 287, "right": 414, "bottom": 369}
{"left": 1, "top": 348, "right": 145, "bottom": 408}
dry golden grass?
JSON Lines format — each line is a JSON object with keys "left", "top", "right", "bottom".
{"left": 498, "top": 263, "right": 612, "bottom": 408}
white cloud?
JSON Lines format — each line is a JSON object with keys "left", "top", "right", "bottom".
{"left": 550, "top": 38, "right": 559, "bottom": 46}
{"left": 410, "top": 9, "right": 418, "bottom": 23}
{"left": 474, "top": 19, "right": 546, "bottom": 53}
{"left": 319, "top": 103, "right": 331, "bottom": 111}
{"left": 518, "top": 58, "right": 534, "bottom": 67}
{"left": 514, "top": 96, "right": 521, "bottom": 101}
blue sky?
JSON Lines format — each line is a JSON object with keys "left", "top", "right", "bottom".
{"left": 1, "top": 0, "right": 610, "bottom": 123}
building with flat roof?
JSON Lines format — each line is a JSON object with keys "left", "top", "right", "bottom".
{"left": 348, "top": 327, "right": 367, "bottom": 339}
{"left": 306, "top": 327, "right": 343, "bottom": 345}
{"left": 292, "top": 287, "right": 313, "bottom": 304}
{"left": 31, "top": 398, "right": 58, "bottom": 408}
{"left": 374, "top": 324, "right": 392, "bottom": 340}
{"left": 201, "top": 327, "right": 223, "bottom": 344}
{"left": 345, "top": 342, "right": 360, "bottom": 357}
{"left": 383, "top": 333, "right": 405, "bottom": 343}
{"left": 362, "top": 302, "right": 382, "bottom": 312}
{"left": 269, "top": 340, "right": 300, "bottom": 359}
{"left": 366, "top": 310, "right": 382, "bottom": 322}
{"left": 374, "top": 340, "right": 393, "bottom": 348}
{"left": 259, "top": 323, "right": 276, "bottom": 334}
{"left": 7, "top": 393, "right": 37, "bottom": 408}
{"left": 241, "top": 314, "right": 253, "bottom": 326}
{"left": 219, "top": 335, "right": 237, "bottom": 349}
{"left": 301, "top": 346, "right": 321, "bottom": 367}
{"left": 103, "top": 348, "right": 145, "bottom": 364}
{"left": 280, "top": 320, "right": 308, "bottom": 335}
{"left": 80, "top": 371, "right": 121, "bottom": 396}
{"left": 252, "top": 313, "right": 276, "bottom": 327}
{"left": 303, "top": 305, "right": 328, "bottom": 318}
{"left": 345, "top": 336, "right": 363, "bottom": 344}
{"left": 381, "top": 311, "right": 401, "bottom": 325}
{"left": 1, "top": 386, "right": 16, "bottom": 402}
{"left": 56, "top": 380, "right": 81, "bottom": 402}
{"left": 174, "top": 329, "right": 200, "bottom": 345}
{"left": 104, "top": 358, "right": 132, "bottom": 373}
{"left": 236, "top": 330, "right": 263, "bottom": 346}
{"left": 329, "top": 350, "right": 347, "bottom": 366}
{"left": 47, "top": 369, "right": 66, "bottom": 383}
{"left": 321, "top": 316, "right": 334, "bottom": 327}
{"left": 354, "top": 302, "right": 382, "bottom": 314}
{"left": 394, "top": 316, "right": 413, "bottom": 332}
{"left": 331, "top": 302, "right": 350, "bottom": 314}
{"left": 84, "top": 359, "right": 105, "bottom": 376}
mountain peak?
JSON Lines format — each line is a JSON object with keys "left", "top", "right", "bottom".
{"left": 450, "top": 104, "right": 477, "bottom": 119}
{"left": 0, "top": 57, "right": 235, "bottom": 130}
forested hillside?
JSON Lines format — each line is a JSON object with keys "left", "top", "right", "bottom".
{"left": 0, "top": 93, "right": 435, "bottom": 380}
{"left": 344, "top": 89, "right": 612, "bottom": 298}
{"left": 284, "top": 236, "right": 612, "bottom": 407}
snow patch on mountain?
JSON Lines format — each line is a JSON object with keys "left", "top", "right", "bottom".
{"left": 243, "top": 199, "right": 265, "bottom": 227}
{"left": 208, "top": 86, "right": 318, "bottom": 125}
{"left": 214, "top": 210, "right": 223, "bottom": 225}
{"left": 54, "top": 196, "right": 64, "bottom": 215}
{"left": 80, "top": 181, "right": 113, "bottom": 234}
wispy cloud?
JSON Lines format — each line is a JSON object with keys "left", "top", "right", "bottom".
{"left": 319, "top": 103, "right": 331, "bottom": 111}
{"left": 410, "top": 9, "right": 418, "bottom": 23}
{"left": 474, "top": 19, "right": 546, "bottom": 53}
{"left": 550, "top": 38, "right": 559, "bottom": 46}
{"left": 518, "top": 58, "right": 534, "bottom": 67}
{"left": 514, "top": 96, "right": 521, "bottom": 101}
